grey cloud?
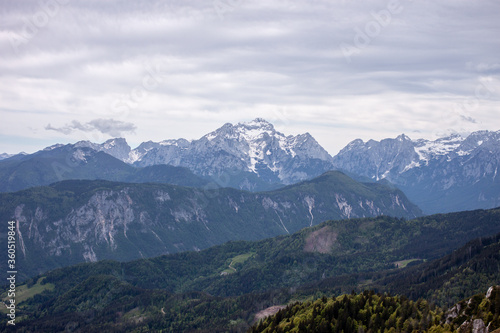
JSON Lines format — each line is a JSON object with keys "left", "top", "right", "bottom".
{"left": 45, "top": 119, "right": 136, "bottom": 137}
{"left": 460, "top": 115, "right": 478, "bottom": 124}
{"left": 45, "top": 120, "right": 90, "bottom": 135}
{"left": 1, "top": 0, "right": 499, "bottom": 155}
{"left": 3, "top": 0, "right": 499, "bottom": 101}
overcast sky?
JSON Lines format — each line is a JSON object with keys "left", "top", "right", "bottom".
{"left": 1, "top": 0, "right": 499, "bottom": 156}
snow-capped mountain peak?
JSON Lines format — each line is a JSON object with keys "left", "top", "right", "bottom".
{"left": 241, "top": 117, "right": 274, "bottom": 129}
{"left": 127, "top": 119, "right": 334, "bottom": 187}
{"left": 202, "top": 118, "right": 277, "bottom": 142}
{"left": 332, "top": 129, "right": 500, "bottom": 213}
{"left": 42, "top": 143, "right": 66, "bottom": 151}
{"left": 64, "top": 119, "right": 333, "bottom": 186}
{"left": 455, "top": 130, "right": 500, "bottom": 156}
{"left": 237, "top": 119, "right": 276, "bottom": 141}
{"left": 414, "top": 134, "right": 465, "bottom": 161}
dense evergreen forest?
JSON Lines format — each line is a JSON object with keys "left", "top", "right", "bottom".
{"left": 250, "top": 287, "right": 500, "bottom": 333}
{"left": 2, "top": 208, "right": 500, "bottom": 332}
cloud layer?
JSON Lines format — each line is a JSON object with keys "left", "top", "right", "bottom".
{"left": 1, "top": 0, "right": 499, "bottom": 154}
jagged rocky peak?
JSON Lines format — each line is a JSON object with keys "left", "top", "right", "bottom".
{"left": 102, "top": 137, "right": 129, "bottom": 149}
{"left": 333, "top": 133, "right": 419, "bottom": 181}
{"left": 290, "top": 132, "right": 332, "bottom": 160}
{"left": 333, "top": 129, "right": 500, "bottom": 213}
{"left": 457, "top": 130, "right": 500, "bottom": 154}
{"left": 198, "top": 118, "right": 330, "bottom": 161}
{"left": 236, "top": 119, "right": 331, "bottom": 160}
{"left": 14, "top": 119, "right": 334, "bottom": 189}
{"left": 203, "top": 118, "right": 278, "bottom": 142}
{"left": 134, "top": 140, "right": 160, "bottom": 151}
{"left": 340, "top": 134, "right": 412, "bottom": 152}
{"left": 240, "top": 117, "right": 275, "bottom": 132}
{"left": 75, "top": 137, "right": 132, "bottom": 161}
{"left": 396, "top": 133, "right": 411, "bottom": 141}
{"left": 126, "top": 118, "right": 335, "bottom": 186}
{"left": 335, "top": 131, "right": 477, "bottom": 169}
{"left": 41, "top": 143, "right": 67, "bottom": 152}
{"left": 102, "top": 138, "right": 132, "bottom": 161}
{"left": 341, "top": 138, "right": 365, "bottom": 152}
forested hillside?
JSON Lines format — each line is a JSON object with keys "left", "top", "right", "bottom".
{"left": 251, "top": 286, "right": 500, "bottom": 333}
{"left": 2, "top": 208, "right": 500, "bottom": 331}
{"left": 0, "top": 171, "right": 421, "bottom": 281}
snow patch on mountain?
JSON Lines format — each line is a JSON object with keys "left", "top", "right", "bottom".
{"left": 333, "top": 130, "right": 500, "bottom": 213}
{"left": 62, "top": 119, "right": 333, "bottom": 188}
{"left": 414, "top": 135, "right": 464, "bottom": 161}
{"left": 72, "top": 149, "right": 90, "bottom": 163}
{"left": 126, "top": 118, "right": 334, "bottom": 186}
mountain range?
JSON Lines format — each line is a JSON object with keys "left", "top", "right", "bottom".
{"left": 333, "top": 131, "right": 500, "bottom": 213}
{"left": 0, "top": 171, "right": 420, "bottom": 281}
{"left": 3, "top": 207, "right": 500, "bottom": 331}
{"left": 2, "top": 119, "right": 500, "bottom": 331}
{"left": 0, "top": 144, "right": 209, "bottom": 192}
{"left": 2, "top": 119, "right": 499, "bottom": 214}
{"left": 0, "top": 153, "right": 18, "bottom": 160}
{"left": 77, "top": 118, "right": 334, "bottom": 189}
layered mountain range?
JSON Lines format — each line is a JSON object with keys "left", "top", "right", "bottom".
{"left": 0, "top": 153, "right": 18, "bottom": 160}
{"left": 0, "top": 171, "right": 421, "bottom": 280}
{"left": 2, "top": 119, "right": 500, "bottom": 213}
{"left": 4, "top": 207, "right": 500, "bottom": 331}
{"left": 2, "top": 112, "right": 500, "bottom": 331}
{"left": 77, "top": 118, "right": 334, "bottom": 189}
{"left": 0, "top": 144, "right": 208, "bottom": 192}
{"left": 333, "top": 131, "right": 500, "bottom": 213}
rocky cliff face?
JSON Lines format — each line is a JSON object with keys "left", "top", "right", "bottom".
{"left": 1, "top": 172, "right": 421, "bottom": 280}
{"left": 445, "top": 286, "right": 500, "bottom": 333}
{"left": 333, "top": 131, "right": 500, "bottom": 213}
{"left": 75, "top": 138, "right": 132, "bottom": 162}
